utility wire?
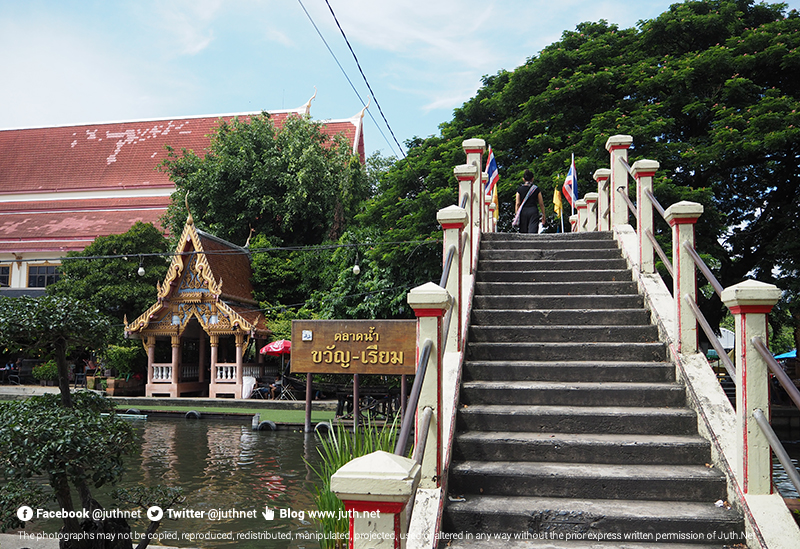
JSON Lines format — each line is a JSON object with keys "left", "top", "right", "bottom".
{"left": 323, "top": 0, "right": 406, "bottom": 158}
{"left": 296, "top": 0, "right": 402, "bottom": 158}
{"left": 0, "top": 239, "right": 442, "bottom": 265}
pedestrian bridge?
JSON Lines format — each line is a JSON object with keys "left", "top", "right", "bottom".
{"left": 329, "top": 137, "right": 800, "bottom": 549}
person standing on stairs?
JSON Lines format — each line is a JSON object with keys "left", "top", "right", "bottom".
{"left": 514, "top": 169, "right": 547, "bottom": 234}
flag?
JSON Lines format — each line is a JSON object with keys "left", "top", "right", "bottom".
{"left": 492, "top": 184, "right": 499, "bottom": 221}
{"left": 485, "top": 146, "right": 499, "bottom": 196}
{"left": 553, "top": 186, "right": 563, "bottom": 219}
{"left": 562, "top": 154, "right": 577, "bottom": 210}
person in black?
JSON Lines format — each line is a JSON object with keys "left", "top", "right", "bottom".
{"left": 515, "top": 169, "right": 546, "bottom": 233}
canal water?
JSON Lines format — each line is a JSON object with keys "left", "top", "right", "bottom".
{"left": 32, "top": 417, "right": 328, "bottom": 549}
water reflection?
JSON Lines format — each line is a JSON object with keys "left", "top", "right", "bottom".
{"left": 34, "top": 417, "right": 325, "bottom": 549}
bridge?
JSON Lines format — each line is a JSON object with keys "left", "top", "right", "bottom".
{"left": 329, "top": 137, "right": 800, "bottom": 548}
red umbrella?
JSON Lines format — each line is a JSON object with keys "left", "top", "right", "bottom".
{"left": 260, "top": 339, "right": 291, "bottom": 355}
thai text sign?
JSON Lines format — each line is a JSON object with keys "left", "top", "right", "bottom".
{"left": 291, "top": 320, "right": 416, "bottom": 375}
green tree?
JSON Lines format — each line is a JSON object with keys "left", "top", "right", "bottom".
{"left": 366, "top": 0, "right": 799, "bottom": 336}
{"left": 47, "top": 222, "right": 169, "bottom": 327}
{"left": 0, "top": 295, "right": 110, "bottom": 408}
{"left": 160, "top": 113, "right": 369, "bottom": 247}
{"left": 0, "top": 393, "right": 182, "bottom": 549}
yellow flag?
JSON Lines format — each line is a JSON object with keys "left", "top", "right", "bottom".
{"left": 492, "top": 185, "right": 499, "bottom": 221}
{"left": 553, "top": 186, "right": 563, "bottom": 218}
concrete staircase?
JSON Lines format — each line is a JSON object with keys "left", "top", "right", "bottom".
{"left": 442, "top": 232, "right": 744, "bottom": 547}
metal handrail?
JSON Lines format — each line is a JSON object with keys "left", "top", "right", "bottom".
{"left": 645, "top": 189, "right": 667, "bottom": 220}
{"left": 618, "top": 185, "right": 637, "bottom": 217}
{"left": 460, "top": 192, "right": 469, "bottom": 209}
{"left": 645, "top": 229, "right": 674, "bottom": 277}
{"left": 411, "top": 407, "right": 434, "bottom": 464}
{"left": 439, "top": 244, "right": 456, "bottom": 288}
{"left": 619, "top": 157, "right": 634, "bottom": 176}
{"left": 601, "top": 206, "right": 610, "bottom": 221}
{"left": 683, "top": 242, "right": 723, "bottom": 298}
{"left": 394, "top": 339, "right": 433, "bottom": 456}
{"left": 683, "top": 294, "right": 736, "bottom": 380}
{"left": 752, "top": 336, "right": 800, "bottom": 410}
{"left": 753, "top": 408, "right": 800, "bottom": 496}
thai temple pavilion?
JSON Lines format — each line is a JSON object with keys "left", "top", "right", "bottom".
{"left": 125, "top": 212, "right": 270, "bottom": 399}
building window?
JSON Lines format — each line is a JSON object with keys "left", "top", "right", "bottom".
{"left": 0, "top": 266, "right": 9, "bottom": 287}
{"left": 28, "top": 265, "right": 60, "bottom": 288}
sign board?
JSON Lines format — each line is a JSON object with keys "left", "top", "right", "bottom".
{"left": 291, "top": 320, "right": 416, "bottom": 375}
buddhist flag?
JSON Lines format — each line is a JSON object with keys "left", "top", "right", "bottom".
{"left": 485, "top": 146, "right": 499, "bottom": 196}
{"left": 563, "top": 154, "right": 577, "bottom": 211}
{"left": 492, "top": 184, "right": 499, "bottom": 221}
{"left": 553, "top": 186, "right": 563, "bottom": 219}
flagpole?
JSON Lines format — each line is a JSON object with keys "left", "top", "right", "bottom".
{"left": 570, "top": 153, "right": 575, "bottom": 216}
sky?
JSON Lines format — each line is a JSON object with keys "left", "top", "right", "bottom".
{"left": 2, "top": 0, "right": 799, "bottom": 159}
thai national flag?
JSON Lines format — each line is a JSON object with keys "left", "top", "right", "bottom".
{"left": 485, "top": 146, "right": 499, "bottom": 196}
{"left": 562, "top": 154, "right": 577, "bottom": 210}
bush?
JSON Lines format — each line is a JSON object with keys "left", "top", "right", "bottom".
{"left": 31, "top": 360, "right": 58, "bottom": 382}
{"left": 103, "top": 344, "right": 143, "bottom": 379}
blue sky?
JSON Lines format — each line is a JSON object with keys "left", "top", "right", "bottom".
{"left": 2, "top": 0, "right": 798, "bottom": 159}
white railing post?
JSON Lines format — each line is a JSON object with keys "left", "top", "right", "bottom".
{"left": 437, "top": 205, "right": 467, "bottom": 353}
{"left": 481, "top": 172, "right": 490, "bottom": 233}
{"left": 331, "top": 451, "right": 421, "bottom": 549}
{"left": 594, "top": 168, "right": 611, "bottom": 231}
{"left": 462, "top": 139, "right": 486, "bottom": 237}
{"left": 584, "top": 192, "right": 598, "bottom": 232}
{"left": 664, "top": 201, "right": 703, "bottom": 353}
{"left": 454, "top": 165, "right": 479, "bottom": 275}
{"left": 632, "top": 159, "right": 659, "bottom": 274}
{"left": 407, "top": 282, "right": 451, "bottom": 488}
{"left": 569, "top": 214, "right": 578, "bottom": 233}
{"left": 605, "top": 135, "right": 633, "bottom": 229}
{"left": 575, "top": 198, "right": 588, "bottom": 233}
{"left": 721, "top": 280, "right": 782, "bottom": 495}
{"left": 488, "top": 202, "right": 497, "bottom": 233}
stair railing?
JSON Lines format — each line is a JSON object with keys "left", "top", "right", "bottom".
{"left": 331, "top": 139, "right": 492, "bottom": 549}
{"left": 573, "top": 134, "right": 800, "bottom": 544}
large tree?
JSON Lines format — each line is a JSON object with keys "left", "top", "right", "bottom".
{"left": 357, "top": 0, "right": 800, "bottom": 335}
{"left": 160, "top": 112, "right": 369, "bottom": 248}
{"left": 47, "top": 222, "right": 170, "bottom": 328}
{"left": 0, "top": 295, "right": 110, "bottom": 408}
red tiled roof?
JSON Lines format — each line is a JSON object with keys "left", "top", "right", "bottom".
{"left": 0, "top": 109, "right": 364, "bottom": 256}
{"left": 196, "top": 230, "right": 255, "bottom": 303}
{"left": 0, "top": 111, "right": 362, "bottom": 194}
{"left": 0, "top": 201, "right": 166, "bottom": 253}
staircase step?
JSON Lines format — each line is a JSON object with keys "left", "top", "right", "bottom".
{"left": 449, "top": 461, "right": 727, "bottom": 501}
{"left": 473, "top": 294, "right": 644, "bottom": 310}
{"left": 456, "top": 404, "right": 696, "bottom": 435}
{"left": 475, "top": 281, "right": 638, "bottom": 296}
{"left": 476, "top": 269, "right": 632, "bottom": 283}
{"left": 480, "top": 248, "right": 623, "bottom": 261}
{"left": 469, "top": 325, "right": 660, "bottom": 343}
{"left": 460, "top": 381, "right": 685, "bottom": 407}
{"left": 452, "top": 432, "right": 711, "bottom": 464}
{"left": 482, "top": 231, "right": 614, "bottom": 242}
{"left": 479, "top": 258, "right": 630, "bottom": 272}
{"left": 462, "top": 361, "right": 675, "bottom": 383}
{"left": 443, "top": 495, "right": 743, "bottom": 544}
{"left": 466, "top": 342, "right": 666, "bottom": 362}
{"left": 471, "top": 309, "right": 651, "bottom": 326}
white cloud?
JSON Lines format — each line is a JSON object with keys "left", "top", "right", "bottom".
{"left": 153, "top": 0, "right": 226, "bottom": 56}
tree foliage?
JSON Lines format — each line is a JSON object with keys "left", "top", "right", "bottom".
{"left": 0, "top": 295, "right": 110, "bottom": 407}
{"left": 358, "top": 0, "right": 800, "bottom": 332}
{"left": 47, "top": 222, "right": 169, "bottom": 328}
{"left": 160, "top": 113, "right": 369, "bottom": 247}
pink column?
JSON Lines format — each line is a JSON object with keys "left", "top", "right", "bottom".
{"left": 407, "top": 282, "right": 450, "bottom": 488}
{"left": 605, "top": 135, "right": 633, "bottom": 229}
{"left": 722, "top": 280, "right": 782, "bottom": 495}
{"left": 593, "top": 169, "right": 611, "bottom": 231}
{"left": 665, "top": 201, "right": 703, "bottom": 353}
{"left": 632, "top": 160, "right": 659, "bottom": 274}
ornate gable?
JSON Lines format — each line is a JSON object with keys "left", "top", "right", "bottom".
{"left": 125, "top": 214, "right": 268, "bottom": 339}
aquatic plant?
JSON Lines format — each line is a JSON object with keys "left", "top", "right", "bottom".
{"left": 307, "top": 415, "right": 400, "bottom": 549}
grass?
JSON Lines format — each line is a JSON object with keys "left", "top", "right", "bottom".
{"left": 113, "top": 404, "right": 336, "bottom": 423}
